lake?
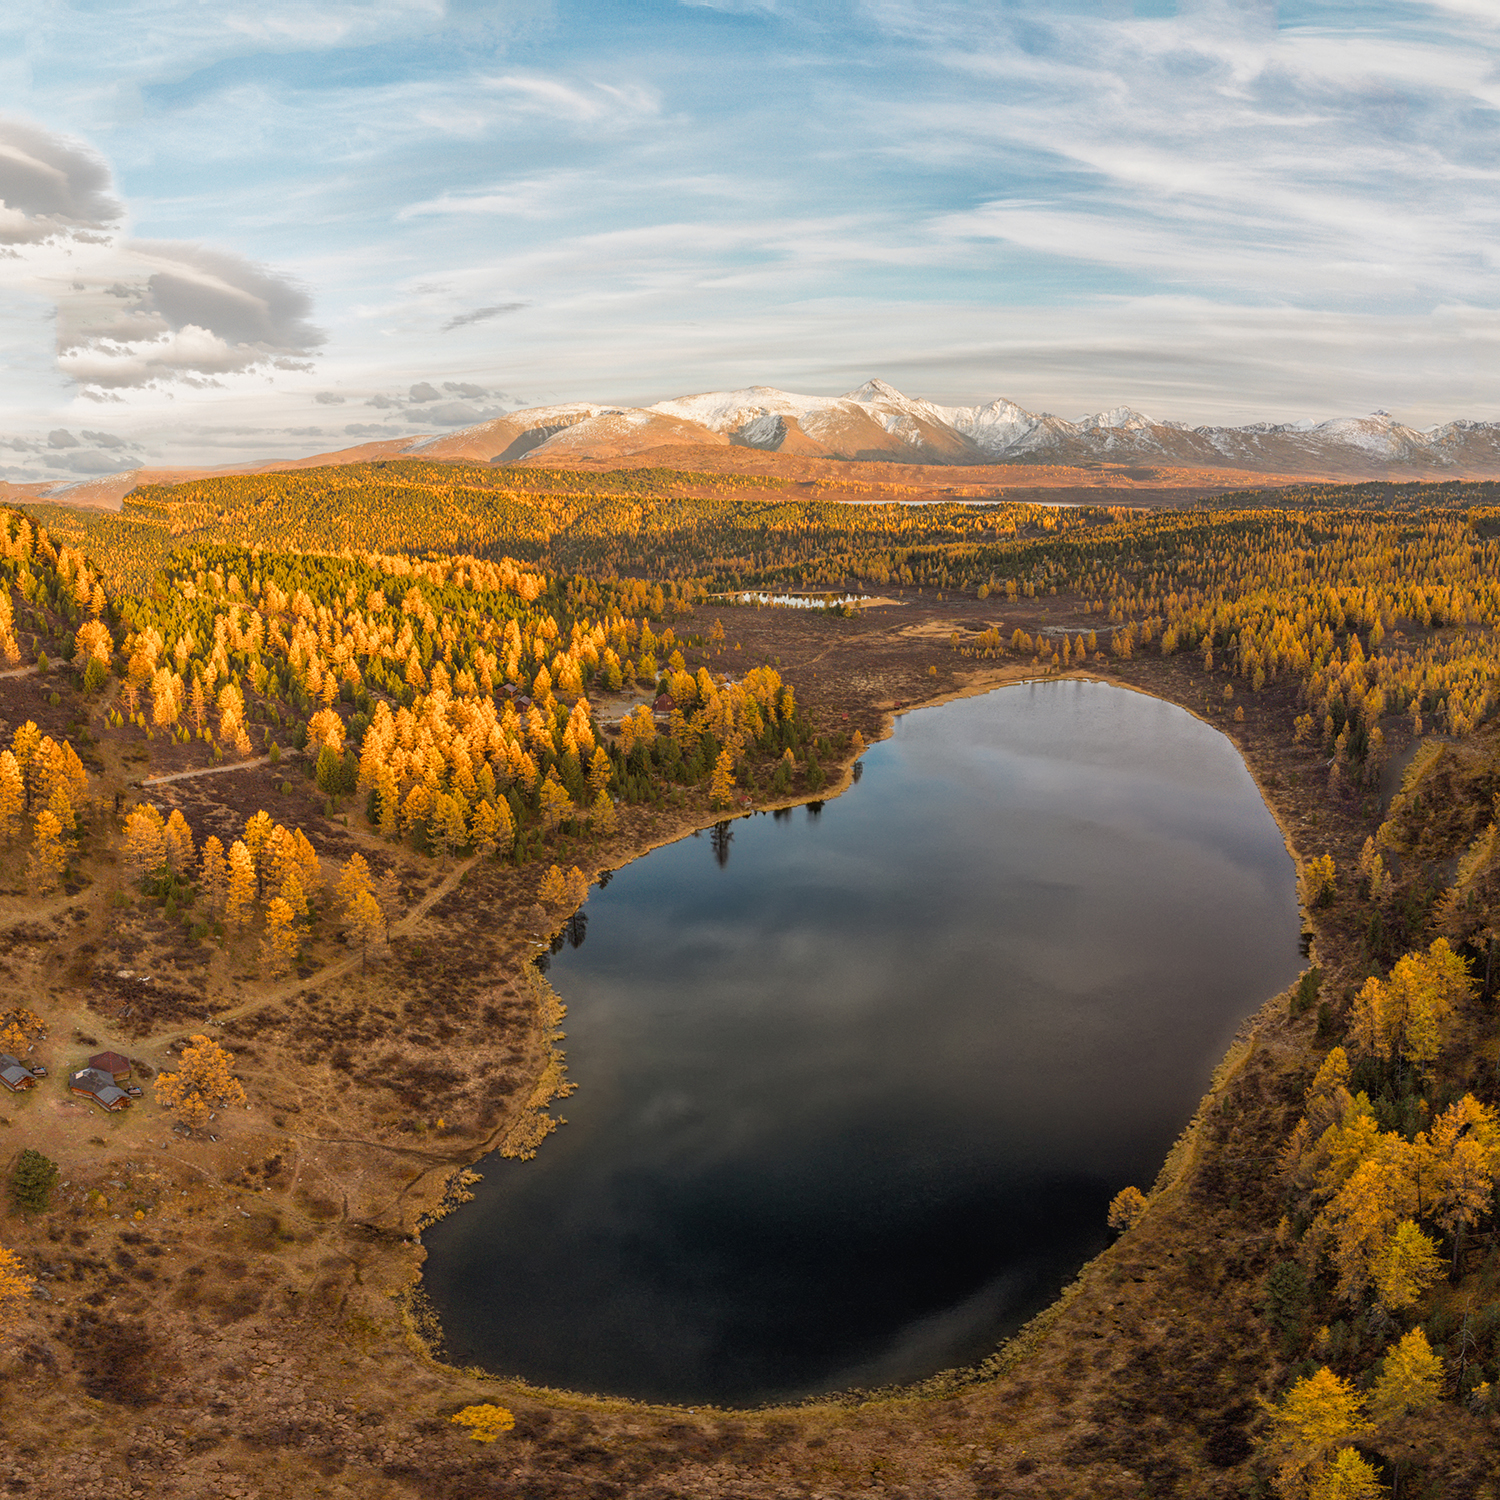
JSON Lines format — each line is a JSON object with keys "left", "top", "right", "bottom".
{"left": 421, "top": 679, "right": 1304, "bottom": 1406}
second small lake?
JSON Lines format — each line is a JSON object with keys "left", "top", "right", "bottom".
{"left": 422, "top": 679, "right": 1303, "bottom": 1406}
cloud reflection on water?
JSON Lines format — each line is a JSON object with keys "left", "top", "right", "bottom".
{"left": 423, "top": 681, "right": 1302, "bottom": 1405}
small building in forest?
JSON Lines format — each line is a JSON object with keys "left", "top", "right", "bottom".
{"left": 0, "top": 1055, "right": 37, "bottom": 1092}
{"left": 68, "top": 1067, "right": 132, "bottom": 1112}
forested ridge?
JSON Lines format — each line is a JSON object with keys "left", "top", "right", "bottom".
{"left": 2, "top": 465, "right": 1500, "bottom": 1496}
{"left": 29, "top": 465, "right": 1500, "bottom": 795}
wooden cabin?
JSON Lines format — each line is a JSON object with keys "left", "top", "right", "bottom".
{"left": 0, "top": 1055, "right": 37, "bottom": 1093}
{"left": 68, "top": 1067, "right": 131, "bottom": 1112}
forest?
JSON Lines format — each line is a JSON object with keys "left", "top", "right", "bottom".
{"left": 1, "top": 464, "right": 1499, "bottom": 1498}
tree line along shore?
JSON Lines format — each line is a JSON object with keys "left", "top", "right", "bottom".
{"left": 0, "top": 470, "right": 1497, "bottom": 1497}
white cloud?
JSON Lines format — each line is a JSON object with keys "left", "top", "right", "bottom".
{"left": 3, "top": 0, "right": 1500, "bottom": 455}
{"left": 0, "top": 118, "right": 121, "bottom": 245}
{"left": 0, "top": 118, "right": 323, "bottom": 395}
{"left": 480, "top": 74, "right": 661, "bottom": 127}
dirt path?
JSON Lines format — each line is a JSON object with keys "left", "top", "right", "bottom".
{"left": 0, "top": 663, "right": 41, "bottom": 679}
{"left": 135, "top": 852, "right": 483, "bottom": 1046}
{"left": 141, "top": 753, "right": 278, "bottom": 786}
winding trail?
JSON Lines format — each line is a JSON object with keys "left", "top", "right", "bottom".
{"left": 136, "top": 852, "right": 483, "bottom": 1047}
{"left": 141, "top": 753, "right": 280, "bottom": 786}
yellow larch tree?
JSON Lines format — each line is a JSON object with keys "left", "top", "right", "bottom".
{"left": 376, "top": 764, "right": 400, "bottom": 837}
{"left": 0, "top": 596, "right": 19, "bottom": 666}
{"left": 1107, "top": 1186, "right": 1149, "bottom": 1232}
{"left": 450, "top": 1404, "right": 515, "bottom": 1442}
{"left": 291, "top": 827, "right": 323, "bottom": 901}
{"left": 242, "top": 810, "right": 275, "bottom": 894}
{"left": 150, "top": 665, "right": 183, "bottom": 728}
{"left": 30, "top": 736, "right": 87, "bottom": 823}
{"left": 336, "top": 851, "right": 374, "bottom": 912}
{"left": 26, "top": 808, "right": 67, "bottom": 894}
{"left": 433, "top": 790, "right": 469, "bottom": 856}
{"left": 469, "top": 799, "right": 500, "bottom": 857}
{"left": 709, "top": 747, "right": 736, "bottom": 810}
{"left": 1369, "top": 1326, "right": 1444, "bottom": 1425}
{"left": 0, "top": 750, "right": 21, "bottom": 843}
{"left": 1260, "top": 1367, "right": 1372, "bottom": 1499}
{"left": 590, "top": 788, "right": 617, "bottom": 837}
{"left": 307, "top": 707, "right": 346, "bottom": 754}
{"left": 225, "top": 839, "right": 257, "bottom": 930}
{"left": 216, "top": 680, "right": 246, "bottom": 746}
{"left": 1307, "top": 1448, "right": 1384, "bottom": 1500}
{"left": 199, "top": 835, "right": 229, "bottom": 917}
{"left": 279, "top": 865, "right": 308, "bottom": 920}
{"left": 1301, "top": 854, "right": 1336, "bottom": 909}
{"left": 401, "top": 781, "right": 434, "bottom": 839}
{"left": 1311, "top": 1140, "right": 1420, "bottom": 1304}
{"left": 539, "top": 771, "right": 572, "bottom": 833}
{"left": 587, "top": 745, "right": 612, "bottom": 800}
{"left": 163, "top": 808, "right": 195, "bottom": 873}
{"left": 260, "top": 897, "right": 299, "bottom": 977}
{"left": 0, "top": 1243, "right": 35, "bottom": 1344}
{"left": 1350, "top": 938, "right": 1473, "bottom": 1074}
{"left": 73, "top": 618, "right": 112, "bottom": 668}
{"left": 351, "top": 889, "right": 386, "bottom": 962}
{"left": 260, "top": 822, "right": 295, "bottom": 894}
{"left": 538, "top": 864, "right": 568, "bottom": 905}
{"left": 1422, "top": 1093, "right": 1500, "bottom": 1273}
{"left": 10, "top": 722, "right": 40, "bottom": 809}
{"left": 492, "top": 793, "right": 516, "bottom": 849}
{"left": 153, "top": 1034, "right": 247, "bottom": 1130}
{"left": 1369, "top": 1219, "right": 1444, "bottom": 1313}
{"left": 123, "top": 803, "right": 168, "bottom": 879}
{"left": 188, "top": 675, "right": 208, "bottom": 736}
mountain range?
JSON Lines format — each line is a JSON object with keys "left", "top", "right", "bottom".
{"left": 10, "top": 379, "right": 1500, "bottom": 510}
{"left": 407, "top": 378, "right": 1500, "bottom": 473}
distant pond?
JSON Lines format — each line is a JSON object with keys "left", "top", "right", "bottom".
{"left": 422, "top": 680, "right": 1303, "bottom": 1406}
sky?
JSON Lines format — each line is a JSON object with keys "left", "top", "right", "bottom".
{"left": 2, "top": 0, "right": 1500, "bottom": 479}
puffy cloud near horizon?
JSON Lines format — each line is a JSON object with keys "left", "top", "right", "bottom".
{"left": 50, "top": 238, "right": 324, "bottom": 391}
{"left": 0, "top": 115, "right": 323, "bottom": 400}
{"left": 0, "top": 118, "right": 121, "bottom": 246}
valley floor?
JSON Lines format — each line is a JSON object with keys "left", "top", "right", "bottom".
{"left": 1, "top": 588, "right": 1493, "bottom": 1499}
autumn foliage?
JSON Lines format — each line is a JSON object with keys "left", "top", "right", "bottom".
{"left": 153, "top": 1034, "right": 247, "bottom": 1130}
{"left": 449, "top": 1404, "right": 516, "bottom": 1442}
{"left": 0, "top": 1244, "right": 34, "bottom": 1343}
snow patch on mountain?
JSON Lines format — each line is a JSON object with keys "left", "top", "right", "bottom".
{"left": 403, "top": 377, "right": 1500, "bottom": 474}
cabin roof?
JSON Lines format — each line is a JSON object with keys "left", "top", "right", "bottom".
{"left": 69, "top": 1068, "right": 132, "bottom": 1108}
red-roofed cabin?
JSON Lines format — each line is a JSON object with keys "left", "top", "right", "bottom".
{"left": 88, "top": 1051, "right": 131, "bottom": 1082}
{"left": 69, "top": 1067, "right": 131, "bottom": 1112}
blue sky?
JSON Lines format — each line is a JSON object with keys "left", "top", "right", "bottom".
{"left": 2, "top": 0, "right": 1499, "bottom": 474}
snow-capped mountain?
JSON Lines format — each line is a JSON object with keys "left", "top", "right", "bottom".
{"left": 13, "top": 381, "right": 1500, "bottom": 515}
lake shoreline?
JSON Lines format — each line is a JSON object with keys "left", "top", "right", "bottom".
{"left": 413, "top": 665, "right": 1310, "bottom": 1412}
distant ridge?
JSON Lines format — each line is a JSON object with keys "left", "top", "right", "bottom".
{"left": 10, "top": 381, "right": 1500, "bottom": 511}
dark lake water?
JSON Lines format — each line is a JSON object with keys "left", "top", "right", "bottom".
{"left": 422, "top": 680, "right": 1303, "bottom": 1406}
